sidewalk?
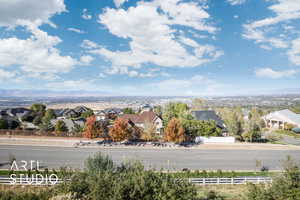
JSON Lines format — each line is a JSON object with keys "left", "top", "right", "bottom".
{"left": 1, "top": 135, "right": 300, "bottom": 150}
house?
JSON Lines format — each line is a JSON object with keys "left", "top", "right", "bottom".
{"left": 263, "top": 109, "right": 300, "bottom": 129}
{"left": 140, "top": 104, "right": 153, "bottom": 112}
{"left": 74, "top": 106, "right": 90, "bottom": 115}
{"left": 54, "top": 108, "right": 79, "bottom": 118}
{"left": 51, "top": 118, "right": 85, "bottom": 132}
{"left": 192, "top": 110, "right": 227, "bottom": 133}
{"left": 95, "top": 110, "right": 106, "bottom": 121}
{"left": 3, "top": 107, "right": 32, "bottom": 120}
{"left": 120, "top": 111, "right": 163, "bottom": 135}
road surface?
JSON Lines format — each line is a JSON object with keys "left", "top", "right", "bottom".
{"left": 1, "top": 145, "right": 300, "bottom": 171}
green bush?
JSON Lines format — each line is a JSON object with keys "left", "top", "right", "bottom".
{"left": 245, "top": 157, "right": 300, "bottom": 200}
{"left": 63, "top": 152, "right": 199, "bottom": 200}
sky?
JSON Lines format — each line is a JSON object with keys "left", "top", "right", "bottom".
{"left": 0, "top": 0, "right": 300, "bottom": 96}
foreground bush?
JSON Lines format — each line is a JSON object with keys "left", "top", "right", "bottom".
{"left": 62, "top": 152, "right": 199, "bottom": 200}
{"left": 245, "top": 157, "right": 300, "bottom": 200}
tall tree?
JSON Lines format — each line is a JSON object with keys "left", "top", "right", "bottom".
{"left": 0, "top": 119, "right": 9, "bottom": 129}
{"left": 30, "top": 104, "right": 46, "bottom": 113}
{"left": 43, "top": 109, "right": 56, "bottom": 122}
{"left": 109, "top": 118, "right": 132, "bottom": 142}
{"left": 162, "top": 102, "right": 191, "bottom": 126}
{"left": 164, "top": 118, "right": 185, "bottom": 143}
{"left": 123, "top": 108, "right": 135, "bottom": 114}
{"left": 55, "top": 120, "right": 68, "bottom": 134}
{"left": 84, "top": 116, "right": 99, "bottom": 139}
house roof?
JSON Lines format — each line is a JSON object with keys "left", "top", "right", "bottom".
{"left": 192, "top": 110, "right": 225, "bottom": 128}
{"left": 74, "top": 106, "right": 89, "bottom": 114}
{"left": 264, "top": 109, "right": 300, "bottom": 125}
{"left": 121, "top": 111, "right": 159, "bottom": 124}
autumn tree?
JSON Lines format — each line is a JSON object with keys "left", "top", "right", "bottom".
{"left": 141, "top": 121, "right": 157, "bottom": 141}
{"left": 109, "top": 118, "right": 132, "bottom": 142}
{"left": 84, "top": 115, "right": 99, "bottom": 139}
{"left": 164, "top": 118, "right": 185, "bottom": 143}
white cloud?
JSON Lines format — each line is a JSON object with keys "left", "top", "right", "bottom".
{"left": 0, "top": 0, "right": 66, "bottom": 28}
{"left": 68, "top": 28, "right": 86, "bottom": 34}
{"left": 255, "top": 68, "right": 298, "bottom": 79}
{"left": 152, "top": 75, "right": 224, "bottom": 96}
{"left": 227, "top": 0, "right": 246, "bottom": 5}
{"left": 93, "top": 0, "right": 222, "bottom": 76}
{"left": 46, "top": 79, "right": 96, "bottom": 90}
{"left": 0, "top": 26, "right": 77, "bottom": 80}
{"left": 0, "top": 69, "right": 17, "bottom": 81}
{"left": 80, "top": 55, "right": 94, "bottom": 65}
{"left": 80, "top": 40, "right": 99, "bottom": 49}
{"left": 114, "top": 0, "right": 128, "bottom": 8}
{"left": 82, "top": 8, "right": 92, "bottom": 20}
{"left": 288, "top": 37, "right": 300, "bottom": 65}
{"left": 243, "top": 0, "right": 300, "bottom": 61}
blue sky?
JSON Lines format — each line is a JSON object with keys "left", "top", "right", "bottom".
{"left": 0, "top": 0, "right": 299, "bottom": 96}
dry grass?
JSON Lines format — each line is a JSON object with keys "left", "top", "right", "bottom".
{"left": 197, "top": 184, "right": 248, "bottom": 200}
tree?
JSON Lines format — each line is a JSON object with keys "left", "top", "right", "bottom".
{"left": 30, "top": 104, "right": 46, "bottom": 113}
{"left": 164, "top": 118, "right": 185, "bottom": 143}
{"left": 242, "top": 122, "right": 261, "bottom": 142}
{"left": 84, "top": 115, "right": 99, "bottom": 139}
{"left": 154, "top": 105, "right": 162, "bottom": 117}
{"left": 109, "top": 118, "right": 132, "bottom": 142}
{"left": 43, "top": 109, "right": 56, "bottom": 122}
{"left": 182, "top": 119, "right": 222, "bottom": 139}
{"left": 162, "top": 102, "right": 191, "bottom": 126}
{"left": 191, "top": 98, "right": 206, "bottom": 110}
{"left": 141, "top": 121, "right": 157, "bottom": 141}
{"left": 123, "top": 108, "right": 135, "bottom": 114}
{"left": 218, "top": 107, "right": 244, "bottom": 138}
{"left": 55, "top": 120, "right": 68, "bottom": 134}
{"left": 81, "top": 110, "right": 94, "bottom": 119}
{"left": 245, "top": 156, "right": 300, "bottom": 200}
{"left": 0, "top": 119, "right": 9, "bottom": 129}
{"left": 39, "top": 120, "right": 54, "bottom": 132}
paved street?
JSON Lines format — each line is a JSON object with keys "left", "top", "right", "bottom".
{"left": 1, "top": 145, "right": 300, "bottom": 171}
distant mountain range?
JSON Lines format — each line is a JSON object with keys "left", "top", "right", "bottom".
{"left": 0, "top": 88, "right": 299, "bottom": 97}
{"left": 0, "top": 89, "right": 112, "bottom": 97}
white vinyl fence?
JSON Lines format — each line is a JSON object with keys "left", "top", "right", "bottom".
{"left": 188, "top": 177, "right": 272, "bottom": 185}
{"left": 195, "top": 136, "right": 236, "bottom": 144}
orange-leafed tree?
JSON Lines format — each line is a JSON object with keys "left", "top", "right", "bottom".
{"left": 109, "top": 118, "right": 132, "bottom": 142}
{"left": 84, "top": 115, "right": 99, "bottom": 139}
{"left": 164, "top": 117, "right": 185, "bottom": 143}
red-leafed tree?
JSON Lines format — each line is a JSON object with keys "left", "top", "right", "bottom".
{"left": 164, "top": 117, "right": 185, "bottom": 143}
{"left": 109, "top": 118, "right": 132, "bottom": 142}
{"left": 84, "top": 115, "right": 98, "bottom": 139}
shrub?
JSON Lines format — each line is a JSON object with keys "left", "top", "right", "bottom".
{"left": 64, "top": 152, "right": 199, "bottom": 200}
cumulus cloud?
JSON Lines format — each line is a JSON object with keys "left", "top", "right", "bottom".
{"left": 243, "top": 0, "right": 300, "bottom": 65}
{"left": 82, "top": 8, "right": 92, "bottom": 20}
{"left": 92, "top": 0, "right": 222, "bottom": 77}
{"left": 114, "top": 0, "right": 128, "bottom": 8}
{"left": 80, "top": 39, "right": 99, "bottom": 49}
{"left": 288, "top": 37, "right": 300, "bottom": 65}
{"left": 0, "top": 0, "right": 66, "bottom": 28}
{"left": 0, "top": 1, "right": 78, "bottom": 80}
{"left": 255, "top": 68, "right": 298, "bottom": 79}
{"left": 68, "top": 27, "right": 86, "bottom": 34}
{"left": 0, "top": 69, "right": 17, "bottom": 81}
{"left": 79, "top": 55, "right": 94, "bottom": 66}
{"left": 227, "top": 0, "right": 246, "bottom": 5}
{"left": 46, "top": 79, "right": 96, "bottom": 90}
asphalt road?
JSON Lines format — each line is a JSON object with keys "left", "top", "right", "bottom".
{"left": 1, "top": 145, "right": 300, "bottom": 171}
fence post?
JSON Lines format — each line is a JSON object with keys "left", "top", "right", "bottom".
{"left": 217, "top": 178, "right": 220, "bottom": 184}
{"left": 203, "top": 178, "right": 205, "bottom": 185}
{"left": 231, "top": 177, "right": 234, "bottom": 184}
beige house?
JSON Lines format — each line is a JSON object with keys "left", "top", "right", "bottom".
{"left": 120, "top": 111, "right": 163, "bottom": 134}
{"left": 263, "top": 109, "right": 300, "bottom": 129}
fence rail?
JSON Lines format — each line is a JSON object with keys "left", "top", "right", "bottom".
{"left": 188, "top": 177, "right": 272, "bottom": 185}
{"left": 0, "top": 177, "right": 272, "bottom": 186}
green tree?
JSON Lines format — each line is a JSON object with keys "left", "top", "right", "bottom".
{"left": 122, "top": 107, "right": 135, "bottom": 114}
{"left": 245, "top": 156, "right": 300, "bottom": 200}
{"left": 182, "top": 119, "right": 222, "bottom": 139}
{"left": 39, "top": 120, "right": 54, "bottom": 132}
{"left": 55, "top": 120, "right": 68, "bottom": 134}
{"left": 33, "top": 115, "right": 42, "bottom": 126}
{"left": 30, "top": 104, "right": 46, "bottom": 113}
{"left": 218, "top": 107, "right": 244, "bottom": 138}
{"left": 81, "top": 110, "right": 94, "bottom": 119}
{"left": 162, "top": 102, "right": 191, "bottom": 126}
{"left": 242, "top": 121, "right": 261, "bottom": 142}
{"left": 0, "top": 119, "right": 9, "bottom": 129}
{"left": 43, "top": 109, "right": 56, "bottom": 122}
